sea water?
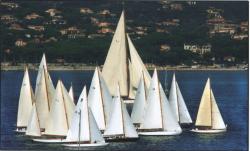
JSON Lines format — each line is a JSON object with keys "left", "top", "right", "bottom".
{"left": 0, "top": 70, "right": 248, "bottom": 150}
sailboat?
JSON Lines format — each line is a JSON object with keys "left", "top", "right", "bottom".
{"left": 102, "top": 11, "right": 151, "bottom": 101}
{"left": 33, "top": 80, "right": 75, "bottom": 143}
{"left": 139, "top": 69, "right": 182, "bottom": 136}
{"left": 26, "top": 103, "right": 41, "bottom": 137}
{"left": 88, "top": 67, "right": 112, "bottom": 132}
{"left": 15, "top": 67, "right": 34, "bottom": 133}
{"left": 34, "top": 54, "right": 55, "bottom": 131}
{"left": 103, "top": 85, "right": 139, "bottom": 141}
{"left": 131, "top": 72, "right": 147, "bottom": 128}
{"left": 63, "top": 86, "right": 108, "bottom": 147}
{"left": 191, "top": 78, "right": 227, "bottom": 133}
{"left": 68, "top": 82, "right": 74, "bottom": 104}
{"left": 169, "top": 73, "right": 192, "bottom": 127}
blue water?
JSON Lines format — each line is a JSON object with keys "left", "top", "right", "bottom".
{"left": 0, "top": 70, "right": 248, "bottom": 150}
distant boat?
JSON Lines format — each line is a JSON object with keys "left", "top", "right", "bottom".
{"left": 68, "top": 82, "right": 74, "bottom": 104}
{"left": 34, "top": 54, "right": 55, "bottom": 131}
{"left": 88, "top": 67, "right": 112, "bottom": 132}
{"left": 131, "top": 72, "right": 147, "bottom": 128}
{"left": 168, "top": 73, "right": 192, "bottom": 126}
{"left": 15, "top": 67, "right": 34, "bottom": 133}
{"left": 33, "top": 80, "right": 75, "bottom": 143}
{"left": 139, "top": 69, "right": 182, "bottom": 136}
{"left": 102, "top": 11, "right": 151, "bottom": 100}
{"left": 191, "top": 78, "right": 227, "bottom": 133}
{"left": 103, "top": 85, "right": 139, "bottom": 141}
{"left": 63, "top": 86, "right": 108, "bottom": 147}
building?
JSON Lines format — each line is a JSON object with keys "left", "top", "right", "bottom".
{"left": 15, "top": 39, "right": 27, "bottom": 47}
{"left": 28, "top": 25, "right": 45, "bottom": 31}
{"left": 160, "top": 44, "right": 171, "bottom": 52}
{"left": 25, "top": 13, "right": 41, "bottom": 20}
{"left": 45, "top": 9, "right": 61, "bottom": 17}
{"left": 184, "top": 43, "right": 212, "bottom": 55}
{"left": 80, "top": 8, "right": 93, "bottom": 14}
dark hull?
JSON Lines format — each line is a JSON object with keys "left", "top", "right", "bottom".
{"left": 180, "top": 123, "right": 193, "bottom": 129}
{"left": 104, "top": 137, "right": 139, "bottom": 142}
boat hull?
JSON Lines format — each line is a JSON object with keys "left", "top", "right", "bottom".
{"left": 190, "top": 129, "right": 226, "bottom": 133}
{"left": 63, "top": 142, "right": 108, "bottom": 147}
{"left": 104, "top": 137, "right": 138, "bottom": 142}
{"left": 33, "top": 138, "right": 66, "bottom": 143}
{"left": 124, "top": 99, "right": 134, "bottom": 104}
{"left": 139, "top": 131, "right": 182, "bottom": 136}
{"left": 14, "top": 129, "right": 26, "bottom": 133}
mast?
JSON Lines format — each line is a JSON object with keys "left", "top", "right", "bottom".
{"left": 209, "top": 78, "right": 213, "bottom": 129}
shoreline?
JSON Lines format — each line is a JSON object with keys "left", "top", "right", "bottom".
{"left": 1, "top": 64, "right": 247, "bottom": 71}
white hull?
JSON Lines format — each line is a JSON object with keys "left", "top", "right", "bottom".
{"left": 14, "top": 129, "right": 26, "bottom": 133}
{"left": 139, "top": 131, "right": 182, "bottom": 136}
{"left": 33, "top": 138, "right": 66, "bottom": 143}
{"left": 63, "top": 142, "right": 108, "bottom": 147}
{"left": 124, "top": 99, "right": 134, "bottom": 104}
{"left": 190, "top": 128, "right": 226, "bottom": 133}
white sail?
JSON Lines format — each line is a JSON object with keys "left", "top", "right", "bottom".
{"left": 131, "top": 74, "right": 147, "bottom": 124}
{"left": 169, "top": 74, "right": 179, "bottom": 121}
{"left": 68, "top": 83, "right": 74, "bottom": 103}
{"left": 26, "top": 104, "right": 41, "bottom": 136}
{"left": 122, "top": 102, "right": 138, "bottom": 138}
{"left": 103, "top": 86, "right": 124, "bottom": 136}
{"left": 66, "top": 86, "right": 86, "bottom": 142}
{"left": 159, "top": 84, "right": 182, "bottom": 132}
{"left": 128, "top": 60, "right": 138, "bottom": 98}
{"left": 34, "top": 67, "right": 50, "bottom": 129}
{"left": 89, "top": 109, "right": 105, "bottom": 143}
{"left": 102, "top": 11, "right": 128, "bottom": 97}
{"left": 60, "top": 82, "right": 75, "bottom": 128}
{"left": 35, "top": 54, "right": 54, "bottom": 108}
{"left": 211, "top": 89, "right": 226, "bottom": 129}
{"left": 195, "top": 78, "right": 212, "bottom": 127}
{"left": 17, "top": 67, "right": 34, "bottom": 128}
{"left": 35, "top": 53, "right": 47, "bottom": 93}
{"left": 66, "top": 86, "right": 91, "bottom": 142}
{"left": 169, "top": 74, "right": 192, "bottom": 124}
{"left": 176, "top": 82, "right": 192, "bottom": 124}
{"left": 104, "top": 85, "right": 138, "bottom": 138}
{"left": 140, "top": 69, "right": 163, "bottom": 130}
{"left": 127, "top": 34, "right": 151, "bottom": 98}
{"left": 88, "top": 67, "right": 112, "bottom": 131}
{"left": 44, "top": 80, "right": 68, "bottom": 136}
{"left": 99, "top": 69, "right": 113, "bottom": 122}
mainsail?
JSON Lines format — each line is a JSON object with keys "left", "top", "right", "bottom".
{"left": 26, "top": 104, "right": 41, "bottom": 136}
{"left": 88, "top": 67, "right": 112, "bottom": 131}
{"left": 66, "top": 86, "right": 105, "bottom": 143}
{"left": 131, "top": 73, "right": 147, "bottom": 124}
{"left": 68, "top": 83, "right": 74, "bottom": 103}
{"left": 44, "top": 80, "right": 70, "bottom": 136}
{"left": 169, "top": 73, "right": 192, "bottom": 124}
{"left": 102, "top": 11, "right": 151, "bottom": 99}
{"left": 195, "top": 78, "right": 226, "bottom": 129}
{"left": 17, "top": 67, "right": 34, "bottom": 128}
{"left": 104, "top": 85, "right": 138, "bottom": 138}
{"left": 34, "top": 54, "right": 55, "bottom": 129}
{"left": 140, "top": 69, "right": 181, "bottom": 132}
